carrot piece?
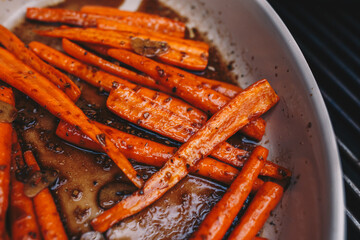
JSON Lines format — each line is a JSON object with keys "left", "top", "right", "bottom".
{"left": 23, "top": 151, "right": 68, "bottom": 240}
{"left": 0, "top": 25, "right": 80, "bottom": 102}
{"left": 0, "top": 86, "right": 14, "bottom": 238}
{"left": 228, "top": 182, "right": 284, "bottom": 240}
{"left": 91, "top": 79, "right": 280, "bottom": 232}
{"left": 30, "top": 40, "right": 207, "bottom": 127}
{"left": 82, "top": 43, "right": 111, "bottom": 56}
{"left": 190, "top": 146, "right": 268, "bottom": 240}
{"left": 81, "top": 5, "right": 185, "bottom": 37}
{"left": 36, "top": 28, "right": 207, "bottom": 70}
{"left": 108, "top": 84, "right": 199, "bottom": 142}
{"left": 0, "top": 47, "right": 143, "bottom": 188}
{"left": 107, "top": 49, "right": 266, "bottom": 141}
{"left": 10, "top": 133, "right": 41, "bottom": 240}
{"left": 26, "top": 7, "right": 100, "bottom": 27}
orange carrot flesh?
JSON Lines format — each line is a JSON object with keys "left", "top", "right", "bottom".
{"left": 228, "top": 182, "right": 284, "bottom": 240}
{"left": 36, "top": 28, "right": 207, "bottom": 70}
{"left": 23, "top": 151, "right": 68, "bottom": 240}
{"left": 0, "top": 25, "right": 81, "bottom": 102}
{"left": 190, "top": 146, "right": 268, "bottom": 240}
{"left": 107, "top": 84, "right": 199, "bottom": 142}
{"left": 82, "top": 43, "right": 111, "bottom": 56}
{"left": 91, "top": 79, "right": 279, "bottom": 232}
{"left": 0, "top": 47, "right": 143, "bottom": 188}
{"left": 0, "top": 86, "right": 14, "bottom": 237}
{"left": 80, "top": 5, "right": 185, "bottom": 37}
{"left": 10, "top": 134, "right": 41, "bottom": 240}
{"left": 61, "top": 39, "right": 207, "bottom": 126}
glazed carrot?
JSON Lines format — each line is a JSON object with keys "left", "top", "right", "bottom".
{"left": 0, "top": 25, "right": 80, "bottom": 102}
{"left": 82, "top": 43, "right": 111, "bottom": 56}
{"left": 61, "top": 39, "right": 207, "bottom": 125}
{"left": 108, "top": 48, "right": 267, "bottom": 141}
{"left": 190, "top": 146, "right": 268, "bottom": 240}
{"left": 91, "top": 79, "right": 279, "bottom": 232}
{"left": 108, "top": 84, "right": 199, "bottom": 142}
{"left": 23, "top": 151, "right": 68, "bottom": 240}
{"left": 0, "top": 47, "right": 143, "bottom": 188}
{"left": 0, "top": 86, "right": 14, "bottom": 238}
{"left": 81, "top": 5, "right": 185, "bottom": 37}
{"left": 36, "top": 28, "right": 207, "bottom": 70}
{"left": 31, "top": 40, "right": 207, "bottom": 127}
{"left": 56, "top": 120, "right": 288, "bottom": 180}
{"left": 228, "top": 182, "right": 284, "bottom": 240}
{"left": 10, "top": 133, "right": 41, "bottom": 240}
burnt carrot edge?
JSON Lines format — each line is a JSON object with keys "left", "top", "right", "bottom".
{"left": 0, "top": 47, "right": 142, "bottom": 188}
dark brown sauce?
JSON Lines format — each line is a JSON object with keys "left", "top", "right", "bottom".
{"left": 7, "top": 0, "right": 254, "bottom": 239}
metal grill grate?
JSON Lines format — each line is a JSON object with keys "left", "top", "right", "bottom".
{"left": 268, "top": 1, "right": 360, "bottom": 239}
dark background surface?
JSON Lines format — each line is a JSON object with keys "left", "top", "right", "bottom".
{"left": 267, "top": 1, "right": 360, "bottom": 239}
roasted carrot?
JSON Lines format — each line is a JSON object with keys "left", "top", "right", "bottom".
{"left": 36, "top": 28, "right": 207, "bottom": 70}
{"left": 10, "top": 133, "right": 41, "bottom": 240}
{"left": 23, "top": 151, "right": 68, "bottom": 240}
{"left": 26, "top": 7, "right": 109, "bottom": 27}
{"left": 0, "top": 47, "right": 143, "bottom": 188}
{"left": 91, "top": 79, "right": 280, "bottom": 232}
{"left": 190, "top": 146, "right": 268, "bottom": 240}
{"left": 107, "top": 49, "right": 266, "bottom": 141}
{"left": 82, "top": 43, "right": 111, "bottom": 56}
{"left": 228, "top": 182, "right": 284, "bottom": 240}
{"left": 0, "top": 86, "right": 14, "bottom": 238}
{"left": 30, "top": 40, "right": 207, "bottom": 127}
{"left": 81, "top": 5, "right": 185, "bottom": 37}
{"left": 56, "top": 120, "right": 287, "bottom": 180}
{"left": 0, "top": 25, "right": 80, "bottom": 102}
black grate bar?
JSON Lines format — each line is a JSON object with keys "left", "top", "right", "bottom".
{"left": 337, "top": 138, "right": 360, "bottom": 170}
{"left": 346, "top": 208, "right": 360, "bottom": 233}
{"left": 295, "top": 5, "right": 360, "bottom": 70}
{"left": 277, "top": 6, "right": 360, "bottom": 90}
{"left": 344, "top": 175, "right": 360, "bottom": 200}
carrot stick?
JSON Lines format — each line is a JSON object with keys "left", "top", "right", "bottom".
{"left": 0, "top": 47, "right": 143, "bottom": 188}
{"left": 36, "top": 28, "right": 207, "bottom": 70}
{"left": 10, "top": 133, "right": 41, "bottom": 240}
{"left": 56, "top": 120, "right": 287, "bottom": 180}
{"left": 23, "top": 151, "right": 68, "bottom": 240}
{"left": 0, "top": 86, "right": 14, "bottom": 238}
{"left": 91, "top": 79, "right": 280, "bottom": 232}
{"left": 0, "top": 25, "right": 80, "bottom": 102}
{"left": 56, "top": 120, "right": 245, "bottom": 185}
{"left": 30, "top": 40, "right": 207, "bottom": 127}
{"left": 228, "top": 182, "right": 284, "bottom": 240}
{"left": 107, "top": 48, "right": 266, "bottom": 141}
{"left": 80, "top": 5, "right": 185, "bottom": 37}
{"left": 190, "top": 146, "right": 268, "bottom": 240}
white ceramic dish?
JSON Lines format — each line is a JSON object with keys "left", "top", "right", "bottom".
{"left": 0, "top": 0, "right": 345, "bottom": 239}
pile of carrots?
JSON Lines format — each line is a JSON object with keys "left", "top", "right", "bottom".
{"left": 0, "top": 5, "right": 292, "bottom": 240}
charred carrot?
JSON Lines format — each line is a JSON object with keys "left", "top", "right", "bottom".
{"left": 82, "top": 43, "right": 111, "bottom": 56}
{"left": 81, "top": 5, "right": 185, "bottom": 37}
{"left": 10, "top": 133, "right": 41, "bottom": 240}
{"left": 0, "top": 86, "right": 14, "bottom": 237}
{"left": 56, "top": 120, "right": 287, "bottom": 180}
{"left": 36, "top": 28, "right": 207, "bottom": 70}
{"left": 91, "top": 79, "right": 280, "bottom": 232}
{"left": 107, "top": 49, "right": 266, "bottom": 141}
{"left": 228, "top": 182, "right": 284, "bottom": 240}
{"left": 190, "top": 146, "right": 268, "bottom": 240}
{"left": 61, "top": 39, "right": 207, "bottom": 125}
{"left": 0, "top": 25, "right": 80, "bottom": 102}
{"left": 23, "top": 151, "right": 67, "bottom": 240}
{"left": 0, "top": 47, "right": 143, "bottom": 188}
{"left": 30, "top": 40, "right": 207, "bottom": 127}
